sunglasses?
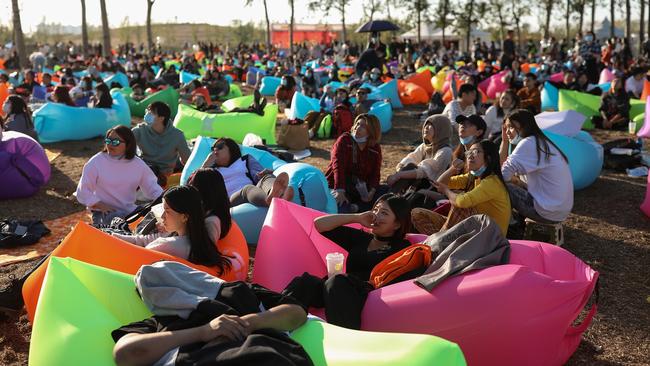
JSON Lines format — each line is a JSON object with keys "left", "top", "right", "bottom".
{"left": 212, "top": 142, "right": 226, "bottom": 152}
{"left": 104, "top": 137, "right": 124, "bottom": 146}
{"left": 465, "top": 149, "right": 482, "bottom": 157}
{"left": 357, "top": 91, "right": 368, "bottom": 95}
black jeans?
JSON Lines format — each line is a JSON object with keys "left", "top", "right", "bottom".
{"left": 282, "top": 272, "right": 373, "bottom": 330}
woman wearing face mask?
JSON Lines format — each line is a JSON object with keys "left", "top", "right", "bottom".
{"left": 452, "top": 114, "right": 487, "bottom": 164}
{"left": 325, "top": 114, "right": 383, "bottom": 213}
{"left": 76, "top": 126, "right": 164, "bottom": 226}
{"left": 411, "top": 139, "right": 511, "bottom": 235}
{"left": 484, "top": 89, "right": 519, "bottom": 140}
{"left": 301, "top": 67, "right": 320, "bottom": 98}
{"left": 499, "top": 109, "right": 573, "bottom": 224}
{"left": 112, "top": 186, "right": 232, "bottom": 272}
{"left": 282, "top": 193, "right": 411, "bottom": 330}
{"left": 387, "top": 115, "right": 453, "bottom": 195}
{"left": 132, "top": 102, "right": 191, "bottom": 180}
{"left": 367, "top": 67, "right": 383, "bottom": 87}
{"left": 274, "top": 75, "right": 296, "bottom": 111}
{"left": 2, "top": 95, "right": 38, "bottom": 141}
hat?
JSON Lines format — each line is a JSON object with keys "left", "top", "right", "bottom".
{"left": 456, "top": 114, "right": 487, "bottom": 133}
{"left": 357, "top": 86, "right": 371, "bottom": 94}
{"left": 370, "top": 67, "right": 381, "bottom": 74}
{"left": 336, "top": 86, "right": 350, "bottom": 94}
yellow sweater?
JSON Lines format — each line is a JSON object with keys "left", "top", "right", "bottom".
{"left": 449, "top": 174, "right": 511, "bottom": 235}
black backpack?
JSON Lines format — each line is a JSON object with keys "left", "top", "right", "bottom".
{"left": 0, "top": 219, "right": 51, "bottom": 248}
{"left": 601, "top": 138, "right": 642, "bottom": 171}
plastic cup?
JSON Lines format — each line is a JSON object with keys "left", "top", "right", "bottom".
{"left": 151, "top": 203, "right": 164, "bottom": 225}
{"left": 326, "top": 252, "right": 345, "bottom": 278}
{"left": 629, "top": 121, "right": 637, "bottom": 135}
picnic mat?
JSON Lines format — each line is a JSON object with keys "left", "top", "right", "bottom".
{"left": 0, "top": 210, "right": 90, "bottom": 266}
{"left": 44, "top": 148, "right": 62, "bottom": 162}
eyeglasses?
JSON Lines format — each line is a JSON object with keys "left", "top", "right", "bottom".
{"left": 104, "top": 137, "right": 124, "bottom": 146}
{"left": 465, "top": 149, "right": 482, "bottom": 157}
{"left": 357, "top": 91, "right": 367, "bottom": 95}
{"left": 212, "top": 142, "right": 225, "bottom": 152}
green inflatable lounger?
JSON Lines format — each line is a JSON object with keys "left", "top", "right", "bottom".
{"left": 173, "top": 102, "right": 278, "bottom": 144}
{"left": 30, "top": 257, "right": 466, "bottom": 366}
{"left": 559, "top": 89, "right": 646, "bottom": 129}
{"left": 120, "top": 86, "right": 180, "bottom": 118}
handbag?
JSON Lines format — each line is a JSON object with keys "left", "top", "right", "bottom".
{"left": 278, "top": 119, "right": 310, "bottom": 150}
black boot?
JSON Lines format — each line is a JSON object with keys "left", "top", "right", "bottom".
{"left": 0, "top": 274, "right": 25, "bottom": 313}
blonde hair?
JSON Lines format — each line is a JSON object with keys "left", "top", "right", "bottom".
{"left": 354, "top": 113, "right": 382, "bottom": 146}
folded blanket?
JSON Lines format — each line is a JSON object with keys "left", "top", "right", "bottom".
{"left": 415, "top": 214, "right": 510, "bottom": 292}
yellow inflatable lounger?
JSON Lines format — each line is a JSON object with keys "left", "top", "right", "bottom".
{"left": 30, "top": 257, "right": 466, "bottom": 366}
{"left": 173, "top": 103, "right": 278, "bottom": 144}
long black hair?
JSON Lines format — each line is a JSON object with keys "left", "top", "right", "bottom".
{"left": 506, "top": 109, "right": 568, "bottom": 164}
{"left": 188, "top": 168, "right": 232, "bottom": 239}
{"left": 373, "top": 193, "right": 411, "bottom": 242}
{"left": 163, "top": 186, "right": 231, "bottom": 274}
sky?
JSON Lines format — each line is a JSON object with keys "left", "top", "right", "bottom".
{"left": 0, "top": 0, "right": 632, "bottom": 35}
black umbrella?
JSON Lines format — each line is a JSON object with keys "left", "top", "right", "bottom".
{"left": 355, "top": 20, "right": 400, "bottom": 33}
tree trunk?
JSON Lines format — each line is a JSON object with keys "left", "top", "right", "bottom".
{"left": 625, "top": 0, "right": 631, "bottom": 40}
{"left": 81, "top": 0, "right": 89, "bottom": 55}
{"left": 100, "top": 0, "right": 112, "bottom": 58}
{"left": 566, "top": 0, "right": 571, "bottom": 39}
{"left": 385, "top": 0, "right": 391, "bottom": 20}
{"left": 442, "top": 0, "right": 448, "bottom": 45}
{"left": 264, "top": 0, "right": 271, "bottom": 50}
{"left": 515, "top": 18, "right": 521, "bottom": 48}
{"left": 641, "top": 0, "right": 645, "bottom": 50}
{"left": 544, "top": 2, "right": 553, "bottom": 39}
{"left": 590, "top": 0, "right": 596, "bottom": 33}
{"left": 579, "top": 2, "right": 585, "bottom": 33}
{"left": 146, "top": 0, "right": 154, "bottom": 53}
{"left": 341, "top": 5, "right": 347, "bottom": 43}
{"left": 467, "top": 0, "right": 474, "bottom": 53}
{"left": 11, "top": 0, "right": 26, "bottom": 69}
{"left": 417, "top": 7, "right": 421, "bottom": 44}
{"left": 610, "top": 0, "right": 615, "bottom": 38}
{"left": 289, "top": 0, "right": 294, "bottom": 57}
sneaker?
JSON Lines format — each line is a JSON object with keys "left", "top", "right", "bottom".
{"left": 0, "top": 274, "right": 25, "bottom": 313}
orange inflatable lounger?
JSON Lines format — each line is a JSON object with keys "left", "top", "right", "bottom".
{"left": 22, "top": 221, "right": 249, "bottom": 322}
{"left": 397, "top": 80, "right": 429, "bottom": 105}
{"left": 406, "top": 69, "right": 434, "bottom": 96}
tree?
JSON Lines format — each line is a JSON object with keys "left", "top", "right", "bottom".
{"left": 289, "top": 0, "right": 295, "bottom": 56}
{"left": 310, "top": 0, "right": 352, "bottom": 43}
{"left": 398, "top": 0, "right": 429, "bottom": 44}
{"left": 590, "top": 0, "right": 596, "bottom": 33}
{"left": 539, "top": 0, "right": 555, "bottom": 39}
{"left": 565, "top": 0, "right": 571, "bottom": 38}
{"left": 245, "top": 0, "right": 272, "bottom": 51}
{"left": 624, "top": 0, "right": 631, "bottom": 40}
{"left": 454, "top": 0, "right": 487, "bottom": 52}
{"left": 100, "top": 0, "right": 112, "bottom": 58}
{"left": 508, "top": 0, "right": 529, "bottom": 47}
{"left": 640, "top": 0, "right": 645, "bottom": 50}
{"left": 432, "top": 0, "right": 451, "bottom": 44}
{"left": 146, "top": 0, "right": 156, "bottom": 53}
{"left": 11, "top": 0, "right": 26, "bottom": 69}
{"left": 81, "top": 0, "right": 89, "bottom": 55}
{"left": 488, "top": 0, "right": 508, "bottom": 42}
{"left": 571, "top": 0, "right": 588, "bottom": 34}
{"left": 610, "top": 0, "right": 615, "bottom": 37}
{"left": 364, "top": 0, "right": 383, "bottom": 21}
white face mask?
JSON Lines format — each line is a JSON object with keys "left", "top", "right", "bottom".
{"left": 352, "top": 134, "right": 368, "bottom": 144}
{"left": 511, "top": 133, "right": 523, "bottom": 145}
{"left": 2, "top": 104, "right": 11, "bottom": 115}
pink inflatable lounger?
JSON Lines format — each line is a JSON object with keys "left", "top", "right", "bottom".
{"left": 253, "top": 200, "right": 599, "bottom": 366}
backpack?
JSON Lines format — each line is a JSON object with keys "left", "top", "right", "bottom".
{"left": 368, "top": 244, "right": 433, "bottom": 289}
{"left": 332, "top": 104, "right": 354, "bottom": 139}
{"left": 602, "top": 138, "right": 642, "bottom": 171}
{"left": 0, "top": 219, "right": 51, "bottom": 248}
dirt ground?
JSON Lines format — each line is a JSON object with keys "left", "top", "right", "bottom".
{"left": 0, "top": 100, "right": 649, "bottom": 365}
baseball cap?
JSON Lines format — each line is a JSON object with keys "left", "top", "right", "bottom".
{"left": 456, "top": 114, "right": 487, "bottom": 132}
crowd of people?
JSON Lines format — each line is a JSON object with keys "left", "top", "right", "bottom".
{"left": 0, "top": 29, "right": 645, "bottom": 364}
